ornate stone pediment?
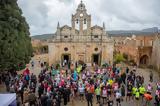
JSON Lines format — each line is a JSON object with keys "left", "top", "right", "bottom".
{"left": 61, "top": 25, "right": 71, "bottom": 30}
{"left": 91, "top": 25, "right": 103, "bottom": 30}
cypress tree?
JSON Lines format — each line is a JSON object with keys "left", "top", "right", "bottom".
{"left": 0, "top": 0, "right": 33, "bottom": 71}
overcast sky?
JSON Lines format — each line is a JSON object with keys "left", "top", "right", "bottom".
{"left": 17, "top": 0, "right": 160, "bottom": 36}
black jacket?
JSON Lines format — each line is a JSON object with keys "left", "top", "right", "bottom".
{"left": 86, "top": 93, "right": 93, "bottom": 101}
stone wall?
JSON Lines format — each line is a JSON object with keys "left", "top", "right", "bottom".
{"left": 151, "top": 37, "right": 160, "bottom": 71}
{"left": 31, "top": 39, "right": 48, "bottom": 47}
{"left": 113, "top": 34, "right": 157, "bottom": 66}
{"left": 48, "top": 42, "right": 113, "bottom": 66}
{"left": 33, "top": 54, "right": 49, "bottom": 63}
{"left": 115, "top": 44, "right": 138, "bottom": 63}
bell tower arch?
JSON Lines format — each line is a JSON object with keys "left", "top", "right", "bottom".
{"left": 71, "top": 0, "right": 91, "bottom": 36}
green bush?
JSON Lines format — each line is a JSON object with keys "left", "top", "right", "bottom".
{"left": 114, "top": 53, "right": 125, "bottom": 64}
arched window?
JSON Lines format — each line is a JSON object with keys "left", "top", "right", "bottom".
{"left": 84, "top": 19, "right": 86, "bottom": 24}
{"left": 83, "top": 19, "right": 87, "bottom": 30}
{"left": 75, "top": 19, "right": 79, "bottom": 30}
{"left": 76, "top": 19, "right": 78, "bottom": 24}
{"left": 81, "top": 4, "right": 83, "bottom": 8}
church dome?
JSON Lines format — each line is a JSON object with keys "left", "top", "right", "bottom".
{"left": 77, "top": 1, "right": 86, "bottom": 11}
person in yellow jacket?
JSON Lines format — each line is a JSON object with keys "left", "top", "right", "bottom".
{"left": 135, "top": 90, "right": 140, "bottom": 106}
{"left": 95, "top": 86, "right": 101, "bottom": 104}
{"left": 132, "top": 86, "right": 137, "bottom": 100}
{"left": 139, "top": 85, "right": 146, "bottom": 101}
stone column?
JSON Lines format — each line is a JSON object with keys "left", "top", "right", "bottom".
{"left": 79, "top": 18, "right": 83, "bottom": 35}
{"left": 71, "top": 15, "right": 75, "bottom": 36}
{"left": 87, "top": 15, "right": 91, "bottom": 35}
{"left": 71, "top": 15, "right": 75, "bottom": 29}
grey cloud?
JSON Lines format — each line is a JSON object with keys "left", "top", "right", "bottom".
{"left": 59, "top": 0, "right": 72, "bottom": 4}
{"left": 17, "top": 0, "right": 160, "bottom": 35}
{"left": 100, "top": 0, "right": 160, "bottom": 28}
{"left": 18, "top": 0, "right": 49, "bottom": 35}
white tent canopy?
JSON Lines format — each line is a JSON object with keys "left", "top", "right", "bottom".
{"left": 0, "top": 93, "right": 16, "bottom": 106}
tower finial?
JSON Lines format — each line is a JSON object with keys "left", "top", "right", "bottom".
{"left": 103, "top": 22, "right": 105, "bottom": 29}
{"left": 57, "top": 21, "right": 60, "bottom": 28}
{"left": 81, "top": 0, "right": 83, "bottom": 3}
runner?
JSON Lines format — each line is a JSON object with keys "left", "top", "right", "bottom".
{"left": 95, "top": 86, "right": 101, "bottom": 104}
{"left": 116, "top": 90, "right": 121, "bottom": 106}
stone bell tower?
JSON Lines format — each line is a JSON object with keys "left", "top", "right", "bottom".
{"left": 71, "top": 0, "right": 91, "bottom": 36}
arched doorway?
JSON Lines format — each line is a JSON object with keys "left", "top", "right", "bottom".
{"left": 61, "top": 54, "right": 71, "bottom": 66}
{"left": 92, "top": 53, "right": 101, "bottom": 65}
{"left": 140, "top": 55, "right": 149, "bottom": 65}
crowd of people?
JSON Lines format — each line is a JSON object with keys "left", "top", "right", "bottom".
{"left": 0, "top": 60, "right": 160, "bottom": 106}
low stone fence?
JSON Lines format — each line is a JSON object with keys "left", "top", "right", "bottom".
{"left": 33, "top": 53, "right": 49, "bottom": 63}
